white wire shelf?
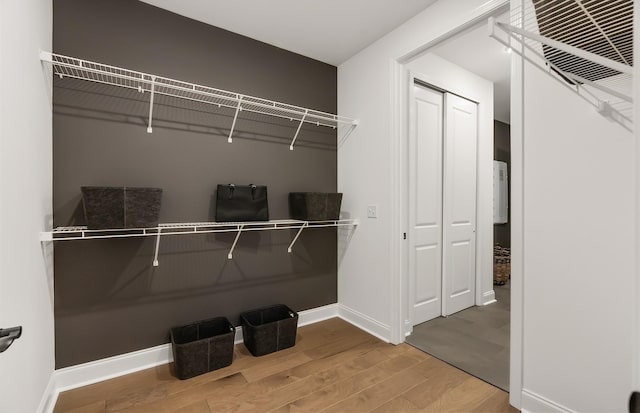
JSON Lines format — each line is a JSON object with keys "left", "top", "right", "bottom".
{"left": 489, "top": 0, "right": 633, "bottom": 131}
{"left": 40, "top": 219, "right": 359, "bottom": 266}
{"left": 40, "top": 52, "right": 358, "bottom": 150}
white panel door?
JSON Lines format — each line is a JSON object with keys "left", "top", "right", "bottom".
{"left": 409, "top": 83, "right": 444, "bottom": 325}
{"left": 442, "top": 93, "right": 478, "bottom": 316}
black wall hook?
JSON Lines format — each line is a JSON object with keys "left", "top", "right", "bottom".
{"left": 630, "top": 391, "right": 640, "bottom": 413}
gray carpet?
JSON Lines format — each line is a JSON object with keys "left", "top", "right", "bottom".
{"left": 405, "top": 282, "right": 510, "bottom": 391}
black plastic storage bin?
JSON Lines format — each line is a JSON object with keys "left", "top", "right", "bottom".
{"left": 289, "top": 192, "right": 342, "bottom": 221}
{"left": 240, "top": 304, "right": 298, "bottom": 357}
{"left": 170, "top": 317, "right": 235, "bottom": 380}
{"left": 81, "top": 186, "right": 163, "bottom": 229}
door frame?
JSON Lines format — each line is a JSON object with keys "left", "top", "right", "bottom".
{"left": 633, "top": 0, "right": 640, "bottom": 396}
{"left": 408, "top": 80, "right": 481, "bottom": 323}
{"left": 387, "top": 0, "right": 519, "bottom": 405}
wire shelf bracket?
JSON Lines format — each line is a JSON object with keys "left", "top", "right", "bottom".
{"left": 147, "top": 75, "right": 156, "bottom": 134}
{"left": 228, "top": 96, "right": 242, "bottom": 143}
{"left": 290, "top": 109, "right": 308, "bottom": 151}
{"left": 488, "top": 0, "right": 634, "bottom": 132}
{"left": 287, "top": 221, "right": 309, "bottom": 252}
{"left": 227, "top": 224, "right": 244, "bottom": 260}
{"left": 152, "top": 227, "right": 162, "bottom": 266}
{"left": 40, "top": 51, "right": 359, "bottom": 148}
{"left": 40, "top": 219, "right": 359, "bottom": 267}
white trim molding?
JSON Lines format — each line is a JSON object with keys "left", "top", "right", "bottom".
{"left": 521, "top": 389, "right": 575, "bottom": 413}
{"left": 482, "top": 289, "right": 497, "bottom": 306}
{"left": 633, "top": 0, "right": 640, "bottom": 394}
{"left": 338, "top": 304, "right": 391, "bottom": 343}
{"left": 37, "top": 373, "right": 58, "bottom": 413}
{"left": 298, "top": 303, "right": 339, "bottom": 326}
{"left": 509, "top": 1, "right": 525, "bottom": 408}
{"left": 56, "top": 343, "right": 173, "bottom": 393}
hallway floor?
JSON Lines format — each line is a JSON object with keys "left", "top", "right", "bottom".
{"left": 406, "top": 282, "right": 510, "bottom": 391}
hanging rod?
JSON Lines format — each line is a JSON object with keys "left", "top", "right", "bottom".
{"left": 40, "top": 52, "right": 358, "bottom": 149}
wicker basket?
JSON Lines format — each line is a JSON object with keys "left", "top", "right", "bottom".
{"left": 289, "top": 192, "right": 342, "bottom": 221}
{"left": 170, "top": 317, "right": 235, "bottom": 380}
{"left": 240, "top": 304, "right": 298, "bottom": 357}
{"left": 493, "top": 245, "right": 511, "bottom": 285}
{"left": 81, "top": 186, "right": 162, "bottom": 229}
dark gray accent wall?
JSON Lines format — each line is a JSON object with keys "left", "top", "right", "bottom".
{"left": 53, "top": 0, "right": 338, "bottom": 368}
{"left": 494, "top": 120, "right": 510, "bottom": 248}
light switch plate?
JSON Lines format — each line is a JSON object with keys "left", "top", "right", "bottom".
{"left": 367, "top": 204, "right": 378, "bottom": 218}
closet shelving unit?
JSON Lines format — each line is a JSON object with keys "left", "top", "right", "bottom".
{"left": 40, "top": 52, "right": 360, "bottom": 264}
{"left": 40, "top": 219, "right": 359, "bottom": 266}
{"left": 39, "top": 52, "right": 359, "bottom": 149}
{"left": 489, "top": 0, "right": 633, "bottom": 131}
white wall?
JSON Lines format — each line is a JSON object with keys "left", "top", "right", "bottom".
{"left": 512, "top": 42, "right": 635, "bottom": 413}
{"left": 0, "top": 1, "right": 55, "bottom": 412}
{"left": 339, "top": 0, "right": 636, "bottom": 410}
{"left": 405, "top": 53, "right": 495, "bottom": 320}
{"left": 635, "top": 0, "right": 640, "bottom": 396}
{"left": 337, "top": 0, "right": 506, "bottom": 343}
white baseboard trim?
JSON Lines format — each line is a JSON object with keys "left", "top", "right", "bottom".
{"left": 56, "top": 343, "right": 173, "bottom": 393}
{"left": 37, "top": 372, "right": 58, "bottom": 413}
{"left": 521, "top": 389, "right": 575, "bottom": 413}
{"left": 338, "top": 304, "right": 391, "bottom": 343}
{"left": 53, "top": 303, "right": 340, "bottom": 394}
{"left": 482, "top": 289, "right": 497, "bottom": 306}
{"left": 299, "top": 303, "right": 339, "bottom": 326}
{"left": 404, "top": 319, "right": 413, "bottom": 338}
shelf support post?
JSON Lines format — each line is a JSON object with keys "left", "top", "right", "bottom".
{"left": 228, "top": 224, "right": 244, "bottom": 259}
{"left": 152, "top": 228, "right": 161, "bottom": 267}
{"left": 338, "top": 121, "right": 359, "bottom": 148}
{"left": 228, "top": 96, "right": 243, "bottom": 143}
{"left": 147, "top": 75, "right": 156, "bottom": 133}
{"left": 289, "top": 109, "right": 308, "bottom": 151}
{"left": 287, "top": 222, "right": 309, "bottom": 253}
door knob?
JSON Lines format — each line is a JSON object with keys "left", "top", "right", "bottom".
{"left": 0, "top": 326, "right": 22, "bottom": 353}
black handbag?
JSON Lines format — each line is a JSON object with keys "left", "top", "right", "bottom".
{"left": 215, "top": 184, "right": 269, "bottom": 222}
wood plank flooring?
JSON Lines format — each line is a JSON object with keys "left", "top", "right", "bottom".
{"left": 54, "top": 318, "right": 517, "bottom": 413}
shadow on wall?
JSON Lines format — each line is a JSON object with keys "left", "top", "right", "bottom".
{"left": 52, "top": 79, "right": 337, "bottom": 151}
{"left": 54, "top": 228, "right": 340, "bottom": 315}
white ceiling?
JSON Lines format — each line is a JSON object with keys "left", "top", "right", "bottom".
{"left": 140, "top": 0, "right": 438, "bottom": 66}
{"left": 430, "top": 13, "right": 511, "bottom": 124}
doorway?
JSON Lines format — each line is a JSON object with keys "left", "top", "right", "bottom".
{"left": 402, "top": 11, "right": 512, "bottom": 392}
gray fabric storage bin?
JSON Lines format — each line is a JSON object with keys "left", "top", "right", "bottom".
{"left": 170, "top": 317, "right": 235, "bottom": 380}
{"left": 240, "top": 304, "right": 298, "bottom": 357}
{"left": 289, "top": 192, "right": 342, "bottom": 221}
{"left": 81, "top": 186, "right": 162, "bottom": 229}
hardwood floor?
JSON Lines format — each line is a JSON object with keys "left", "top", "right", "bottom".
{"left": 54, "top": 318, "right": 517, "bottom": 413}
